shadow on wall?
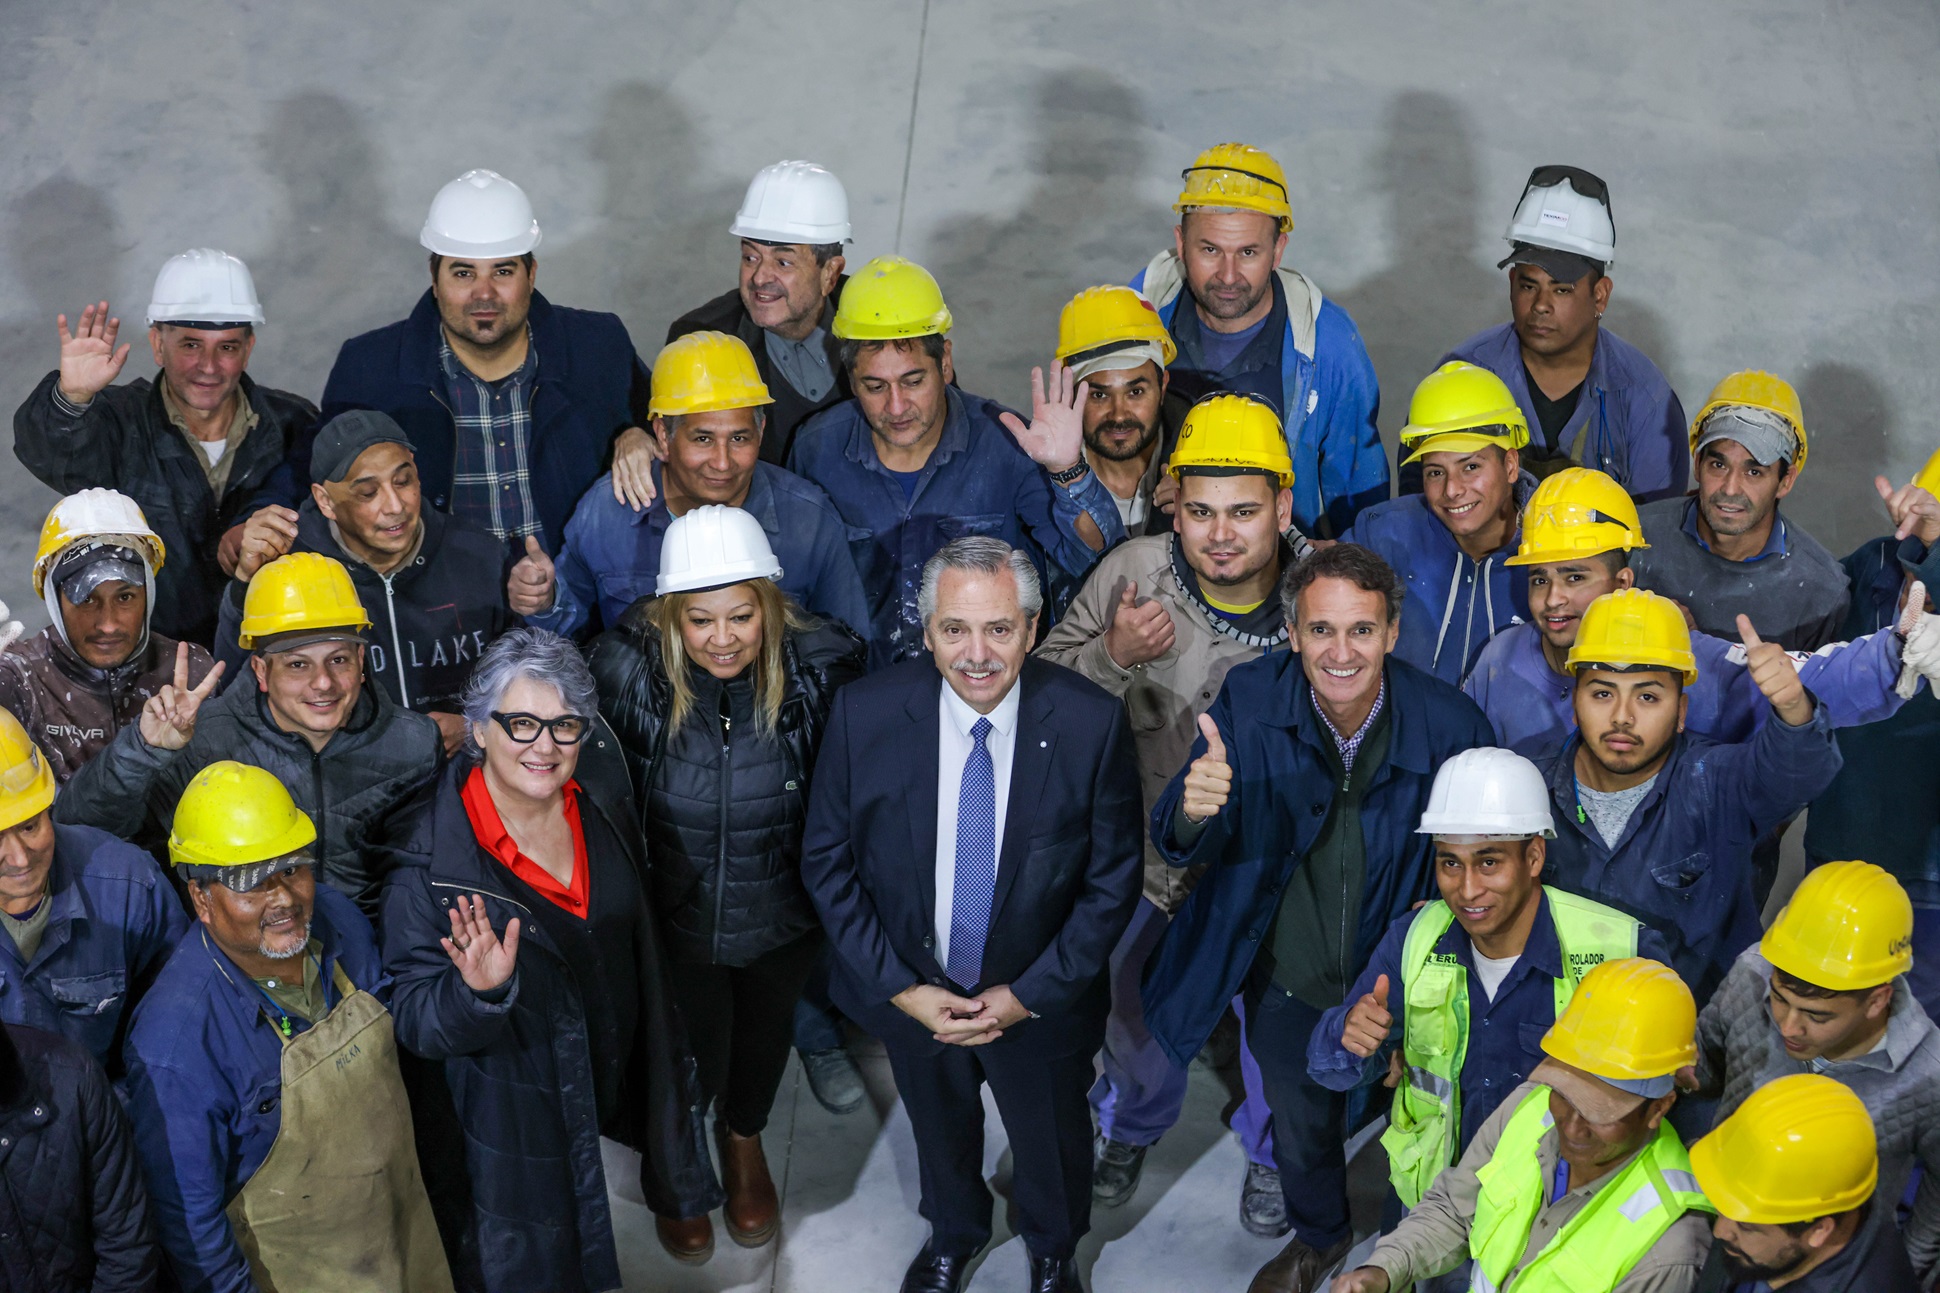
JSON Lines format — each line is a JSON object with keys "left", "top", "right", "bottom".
{"left": 1787, "top": 362, "right": 1895, "bottom": 558}
{"left": 251, "top": 91, "right": 420, "bottom": 404}
{"left": 922, "top": 69, "right": 1172, "bottom": 406}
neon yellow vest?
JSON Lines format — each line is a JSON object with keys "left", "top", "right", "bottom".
{"left": 1380, "top": 889, "right": 1639, "bottom": 1207}
{"left": 1466, "top": 1087, "right": 1712, "bottom": 1293}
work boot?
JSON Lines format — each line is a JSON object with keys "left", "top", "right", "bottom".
{"left": 717, "top": 1122, "right": 780, "bottom": 1247}
{"left": 802, "top": 1046, "right": 866, "bottom": 1114}
{"left": 1240, "top": 1162, "right": 1291, "bottom": 1237}
{"left": 655, "top": 1212, "right": 714, "bottom": 1265}
{"left": 1090, "top": 1133, "right": 1147, "bottom": 1207}
{"left": 1246, "top": 1235, "right": 1352, "bottom": 1293}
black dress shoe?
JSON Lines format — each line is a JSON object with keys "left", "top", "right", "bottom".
{"left": 1027, "top": 1253, "right": 1083, "bottom": 1293}
{"left": 901, "top": 1243, "right": 970, "bottom": 1293}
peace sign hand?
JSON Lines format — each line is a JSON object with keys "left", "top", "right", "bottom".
{"left": 137, "top": 643, "right": 225, "bottom": 751}
{"left": 443, "top": 893, "right": 520, "bottom": 993}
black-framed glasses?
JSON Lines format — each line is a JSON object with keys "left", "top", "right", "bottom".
{"left": 490, "top": 711, "right": 590, "bottom": 745}
{"left": 1521, "top": 164, "right": 1611, "bottom": 207}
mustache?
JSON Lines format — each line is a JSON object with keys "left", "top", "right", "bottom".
{"left": 951, "top": 658, "right": 1004, "bottom": 675}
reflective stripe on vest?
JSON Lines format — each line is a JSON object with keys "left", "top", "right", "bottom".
{"left": 1467, "top": 1087, "right": 1713, "bottom": 1293}
{"left": 1381, "top": 890, "right": 1641, "bottom": 1208}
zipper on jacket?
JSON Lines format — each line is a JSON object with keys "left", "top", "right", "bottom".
{"left": 311, "top": 752, "right": 328, "bottom": 889}
{"left": 381, "top": 572, "right": 411, "bottom": 709}
{"left": 712, "top": 692, "right": 733, "bottom": 964}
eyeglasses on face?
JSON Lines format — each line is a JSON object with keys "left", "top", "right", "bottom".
{"left": 489, "top": 711, "right": 590, "bottom": 745}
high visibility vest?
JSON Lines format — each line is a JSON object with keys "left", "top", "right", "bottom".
{"left": 1466, "top": 1087, "right": 1712, "bottom": 1293}
{"left": 1380, "top": 889, "right": 1639, "bottom": 1207}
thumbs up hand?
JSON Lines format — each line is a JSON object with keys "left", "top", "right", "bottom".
{"left": 507, "top": 536, "right": 557, "bottom": 616}
{"left": 1103, "top": 580, "right": 1177, "bottom": 669}
{"left": 1738, "top": 614, "right": 1812, "bottom": 726}
{"left": 1342, "top": 973, "right": 1395, "bottom": 1058}
{"left": 1181, "top": 713, "right": 1231, "bottom": 824}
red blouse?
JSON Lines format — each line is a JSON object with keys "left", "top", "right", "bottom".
{"left": 459, "top": 766, "right": 590, "bottom": 919}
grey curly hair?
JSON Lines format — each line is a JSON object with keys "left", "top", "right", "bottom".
{"left": 459, "top": 627, "right": 598, "bottom": 755}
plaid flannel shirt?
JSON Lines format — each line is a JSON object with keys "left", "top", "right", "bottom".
{"left": 441, "top": 332, "right": 541, "bottom": 541}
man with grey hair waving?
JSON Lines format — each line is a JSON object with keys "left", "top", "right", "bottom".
{"left": 802, "top": 536, "right": 1143, "bottom": 1293}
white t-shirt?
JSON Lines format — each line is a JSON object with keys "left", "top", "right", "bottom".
{"left": 1112, "top": 488, "right": 1149, "bottom": 533}
{"left": 1473, "top": 950, "right": 1521, "bottom": 1002}
{"left": 197, "top": 439, "right": 228, "bottom": 467}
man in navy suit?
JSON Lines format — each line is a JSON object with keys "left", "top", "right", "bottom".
{"left": 802, "top": 535, "right": 1143, "bottom": 1293}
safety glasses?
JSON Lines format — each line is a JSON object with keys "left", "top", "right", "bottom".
{"left": 1520, "top": 164, "right": 1611, "bottom": 207}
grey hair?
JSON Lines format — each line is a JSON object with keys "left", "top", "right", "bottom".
{"left": 460, "top": 627, "right": 598, "bottom": 754}
{"left": 916, "top": 536, "right": 1043, "bottom": 626}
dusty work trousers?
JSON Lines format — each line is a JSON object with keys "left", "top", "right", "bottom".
{"left": 227, "top": 965, "right": 453, "bottom": 1292}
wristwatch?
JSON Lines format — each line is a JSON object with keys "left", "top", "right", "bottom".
{"left": 1048, "top": 459, "right": 1091, "bottom": 486}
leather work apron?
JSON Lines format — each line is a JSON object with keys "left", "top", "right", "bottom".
{"left": 225, "top": 963, "right": 454, "bottom": 1293}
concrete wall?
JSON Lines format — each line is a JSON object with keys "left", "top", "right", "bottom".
{"left": 3, "top": 0, "right": 1936, "bottom": 628}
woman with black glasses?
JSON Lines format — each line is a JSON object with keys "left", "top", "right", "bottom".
{"left": 378, "top": 627, "right": 721, "bottom": 1291}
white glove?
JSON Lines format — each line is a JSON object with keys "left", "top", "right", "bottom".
{"left": 1896, "top": 581, "right": 1937, "bottom": 698}
{"left": 0, "top": 600, "right": 22, "bottom": 655}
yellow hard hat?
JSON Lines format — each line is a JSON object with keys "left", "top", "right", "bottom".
{"left": 1168, "top": 394, "right": 1294, "bottom": 489}
{"left": 1542, "top": 957, "right": 1697, "bottom": 1081}
{"left": 1053, "top": 286, "right": 1177, "bottom": 368}
{"left": 830, "top": 255, "right": 952, "bottom": 341}
{"left": 1565, "top": 587, "right": 1697, "bottom": 684}
{"left": 1761, "top": 861, "right": 1913, "bottom": 991}
{"left": 647, "top": 331, "right": 773, "bottom": 418}
{"left": 1398, "top": 362, "right": 1531, "bottom": 465}
{"left": 237, "top": 553, "right": 373, "bottom": 650}
{"left": 33, "top": 488, "right": 166, "bottom": 598}
{"left": 0, "top": 709, "right": 56, "bottom": 835}
{"left": 1506, "top": 467, "right": 1650, "bottom": 567}
{"left": 1175, "top": 143, "right": 1293, "bottom": 232}
{"left": 1689, "top": 370, "right": 1808, "bottom": 475}
{"left": 169, "top": 760, "right": 317, "bottom": 870}
{"left": 1912, "top": 446, "right": 1940, "bottom": 499}
{"left": 1689, "top": 1074, "right": 1877, "bottom": 1225}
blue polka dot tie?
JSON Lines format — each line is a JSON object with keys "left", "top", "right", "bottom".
{"left": 946, "top": 717, "right": 997, "bottom": 989}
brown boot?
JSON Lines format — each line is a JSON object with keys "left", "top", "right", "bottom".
{"left": 656, "top": 1212, "right": 714, "bottom": 1265}
{"left": 1248, "top": 1234, "right": 1352, "bottom": 1293}
{"left": 718, "top": 1123, "right": 780, "bottom": 1247}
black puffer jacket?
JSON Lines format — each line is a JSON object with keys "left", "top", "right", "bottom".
{"left": 0, "top": 1022, "right": 159, "bottom": 1292}
{"left": 588, "top": 608, "right": 864, "bottom": 967}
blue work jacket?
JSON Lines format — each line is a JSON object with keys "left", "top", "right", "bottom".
{"left": 1307, "top": 892, "right": 1672, "bottom": 1153}
{"left": 788, "top": 387, "right": 1123, "bottom": 668}
{"left": 1537, "top": 707, "right": 1842, "bottom": 1001}
{"left": 531, "top": 459, "right": 874, "bottom": 641}
{"left": 1140, "top": 654, "right": 1492, "bottom": 1068}
{"left": 1134, "top": 256, "right": 1388, "bottom": 537}
{"left": 1444, "top": 322, "right": 1687, "bottom": 502}
{"left": 122, "top": 888, "right": 389, "bottom": 1293}
{"left": 1465, "top": 619, "right": 1910, "bottom": 759}
{"left": 1342, "top": 478, "right": 1536, "bottom": 686}
{"left": 0, "top": 823, "right": 186, "bottom": 1069}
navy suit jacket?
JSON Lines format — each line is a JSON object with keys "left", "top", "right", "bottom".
{"left": 800, "top": 657, "right": 1143, "bottom": 1058}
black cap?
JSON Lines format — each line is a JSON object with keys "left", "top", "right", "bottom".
{"left": 1497, "top": 243, "right": 1605, "bottom": 284}
{"left": 310, "top": 409, "right": 414, "bottom": 485}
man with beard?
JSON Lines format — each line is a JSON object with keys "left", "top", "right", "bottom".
{"left": 1630, "top": 372, "right": 1850, "bottom": 651}
{"left": 320, "top": 170, "right": 657, "bottom": 557}
{"left": 1131, "top": 143, "right": 1386, "bottom": 538}
{"left": 124, "top": 761, "right": 451, "bottom": 1293}
{"left": 1039, "top": 393, "right": 1312, "bottom": 1227}
{"left": 667, "top": 160, "right": 853, "bottom": 466}
{"left": 0, "top": 489, "right": 215, "bottom": 782}
{"left": 1053, "top": 286, "right": 1183, "bottom": 537}
{"left": 1691, "top": 1075, "right": 1919, "bottom": 1291}
{"left": 1534, "top": 589, "right": 1841, "bottom": 1000}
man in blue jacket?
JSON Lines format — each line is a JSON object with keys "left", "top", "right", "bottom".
{"left": 318, "top": 169, "right": 656, "bottom": 559}
{"left": 1145, "top": 543, "right": 1492, "bottom": 1293}
{"left": 123, "top": 761, "right": 449, "bottom": 1293}
{"left": 1537, "top": 588, "right": 1843, "bottom": 1002}
{"left": 1442, "top": 166, "right": 1685, "bottom": 502}
{"left": 1343, "top": 363, "right": 1534, "bottom": 686}
{"left": 788, "top": 256, "right": 1122, "bottom": 668}
{"left": 1132, "top": 142, "right": 1386, "bottom": 538}
{"left": 0, "top": 708, "right": 184, "bottom": 1071}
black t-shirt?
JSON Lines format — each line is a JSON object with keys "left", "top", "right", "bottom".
{"left": 1522, "top": 362, "right": 1584, "bottom": 452}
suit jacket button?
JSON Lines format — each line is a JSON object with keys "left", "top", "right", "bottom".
{"left": 1311, "top": 804, "right": 1326, "bottom": 817}
{"left": 923, "top": 935, "right": 934, "bottom": 948}
{"left": 1246, "top": 929, "right": 1260, "bottom": 941}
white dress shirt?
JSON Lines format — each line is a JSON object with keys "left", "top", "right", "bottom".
{"left": 933, "top": 679, "right": 1020, "bottom": 967}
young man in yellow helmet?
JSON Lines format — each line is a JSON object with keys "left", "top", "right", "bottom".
{"left": 123, "top": 761, "right": 453, "bottom": 1292}
{"left": 1686, "top": 861, "right": 1940, "bottom": 1279}
{"left": 1132, "top": 142, "right": 1387, "bottom": 537}
{"left": 1690, "top": 1074, "right": 1918, "bottom": 1290}
{"left": 1053, "top": 285, "right": 1184, "bottom": 537}
{"left": 1330, "top": 958, "right": 1713, "bottom": 1293}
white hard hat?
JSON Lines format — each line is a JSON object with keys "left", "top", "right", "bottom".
{"left": 656, "top": 505, "right": 783, "bottom": 596}
{"left": 146, "top": 249, "right": 264, "bottom": 327}
{"left": 1502, "top": 166, "right": 1615, "bottom": 269}
{"left": 420, "top": 169, "right": 543, "bottom": 259}
{"left": 34, "top": 488, "right": 166, "bottom": 598}
{"left": 729, "top": 160, "right": 852, "bottom": 246}
{"left": 1416, "top": 747, "right": 1556, "bottom": 839}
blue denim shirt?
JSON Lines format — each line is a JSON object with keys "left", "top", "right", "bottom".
{"left": 123, "top": 887, "right": 390, "bottom": 1293}
{"left": 788, "top": 387, "right": 1123, "bottom": 668}
{"left": 532, "top": 459, "right": 874, "bottom": 641}
{"left": 0, "top": 823, "right": 187, "bottom": 1067}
